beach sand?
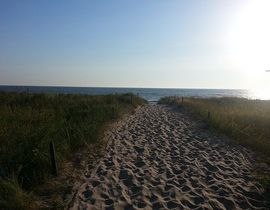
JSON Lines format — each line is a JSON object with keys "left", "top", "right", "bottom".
{"left": 69, "top": 104, "right": 268, "bottom": 209}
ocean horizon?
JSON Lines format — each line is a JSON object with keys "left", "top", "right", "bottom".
{"left": 0, "top": 85, "right": 268, "bottom": 101}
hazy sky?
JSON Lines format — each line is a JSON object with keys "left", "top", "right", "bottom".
{"left": 1, "top": 0, "right": 270, "bottom": 89}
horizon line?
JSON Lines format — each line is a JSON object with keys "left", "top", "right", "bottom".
{"left": 0, "top": 84, "right": 251, "bottom": 90}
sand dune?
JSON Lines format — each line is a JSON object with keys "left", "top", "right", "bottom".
{"left": 69, "top": 105, "right": 268, "bottom": 210}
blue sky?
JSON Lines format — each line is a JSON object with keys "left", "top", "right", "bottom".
{"left": 0, "top": 0, "right": 269, "bottom": 88}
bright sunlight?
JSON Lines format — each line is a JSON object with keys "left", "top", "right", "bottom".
{"left": 227, "top": 0, "right": 270, "bottom": 90}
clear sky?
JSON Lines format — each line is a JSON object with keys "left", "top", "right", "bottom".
{"left": 0, "top": 0, "right": 270, "bottom": 89}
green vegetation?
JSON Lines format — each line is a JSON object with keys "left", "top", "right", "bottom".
{"left": 159, "top": 96, "right": 270, "bottom": 203}
{"left": 159, "top": 96, "right": 270, "bottom": 157}
{"left": 0, "top": 177, "right": 36, "bottom": 209}
{"left": 0, "top": 92, "right": 146, "bottom": 209}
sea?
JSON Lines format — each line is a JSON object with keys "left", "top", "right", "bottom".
{"left": 0, "top": 86, "right": 269, "bottom": 102}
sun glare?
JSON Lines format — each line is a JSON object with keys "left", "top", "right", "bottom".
{"left": 248, "top": 88, "right": 270, "bottom": 100}
{"left": 227, "top": 0, "right": 270, "bottom": 89}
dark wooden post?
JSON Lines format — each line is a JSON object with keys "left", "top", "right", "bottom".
{"left": 112, "top": 107, "right": 115, "bottom": 119}
{"left": 49, "top": 140, "right": 58, "bottom": 176}
{"left": 207, "top": 111, "right": 211, "bottom": 120}
{"left": 181, "top": 97, "right": 184, "bottom": 104}
{"left": 231, "top": 117, "right": 234, "bottom": 133}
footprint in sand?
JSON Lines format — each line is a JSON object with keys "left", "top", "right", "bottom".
{"left": 70, "top": 105, "right": 269, "bottom": 210}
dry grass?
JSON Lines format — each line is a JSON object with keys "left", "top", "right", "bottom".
{"left": 0, "top": 92, "right": 146, "bottom": 209}
{"left": 159, "top": 96, "right": 270, "bottom": 203}
{"left": 159, "top": 96, "right": 270, "bottom": 157}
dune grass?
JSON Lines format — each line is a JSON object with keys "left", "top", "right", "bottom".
{"left": 159, "top": 96, "right": 270, "bottom": 200}
{"left": 159, "top": 96, "right": 270, "bottom": 158}
{"left": 0, "top": 92, "right": 146, "bottom": 209}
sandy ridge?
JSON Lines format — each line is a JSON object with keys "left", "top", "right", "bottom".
{"left": 69, "top": 104, "right": 268, "bottom": 210}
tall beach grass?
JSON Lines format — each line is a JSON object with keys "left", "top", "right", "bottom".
{"left": 159, "top": 96, "right": 270, "bottom": 200}
{"left": 159, "top": 96, "right": 270, "bottom": 158}
{"left": 0, "top": 92, "right": 146, "bottom": 209}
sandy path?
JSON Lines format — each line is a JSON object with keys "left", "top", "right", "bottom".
{"left": 70, "top": 104, "right": 268, "bottom": 210}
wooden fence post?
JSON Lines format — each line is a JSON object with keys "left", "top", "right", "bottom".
{"left": 181, "top": 97, "right": 184, "bottom": 104}
{"left": 112, "top": 107, "right": 115, "bottom": 119}
{"left": 231, "top": 117, "right": 234, "bottom": 134}
{"left": 207, "top": 111, "right": 211, "bottom": 120}
{"left": 49, "top": 140, "right": 58, "bottom": 176}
